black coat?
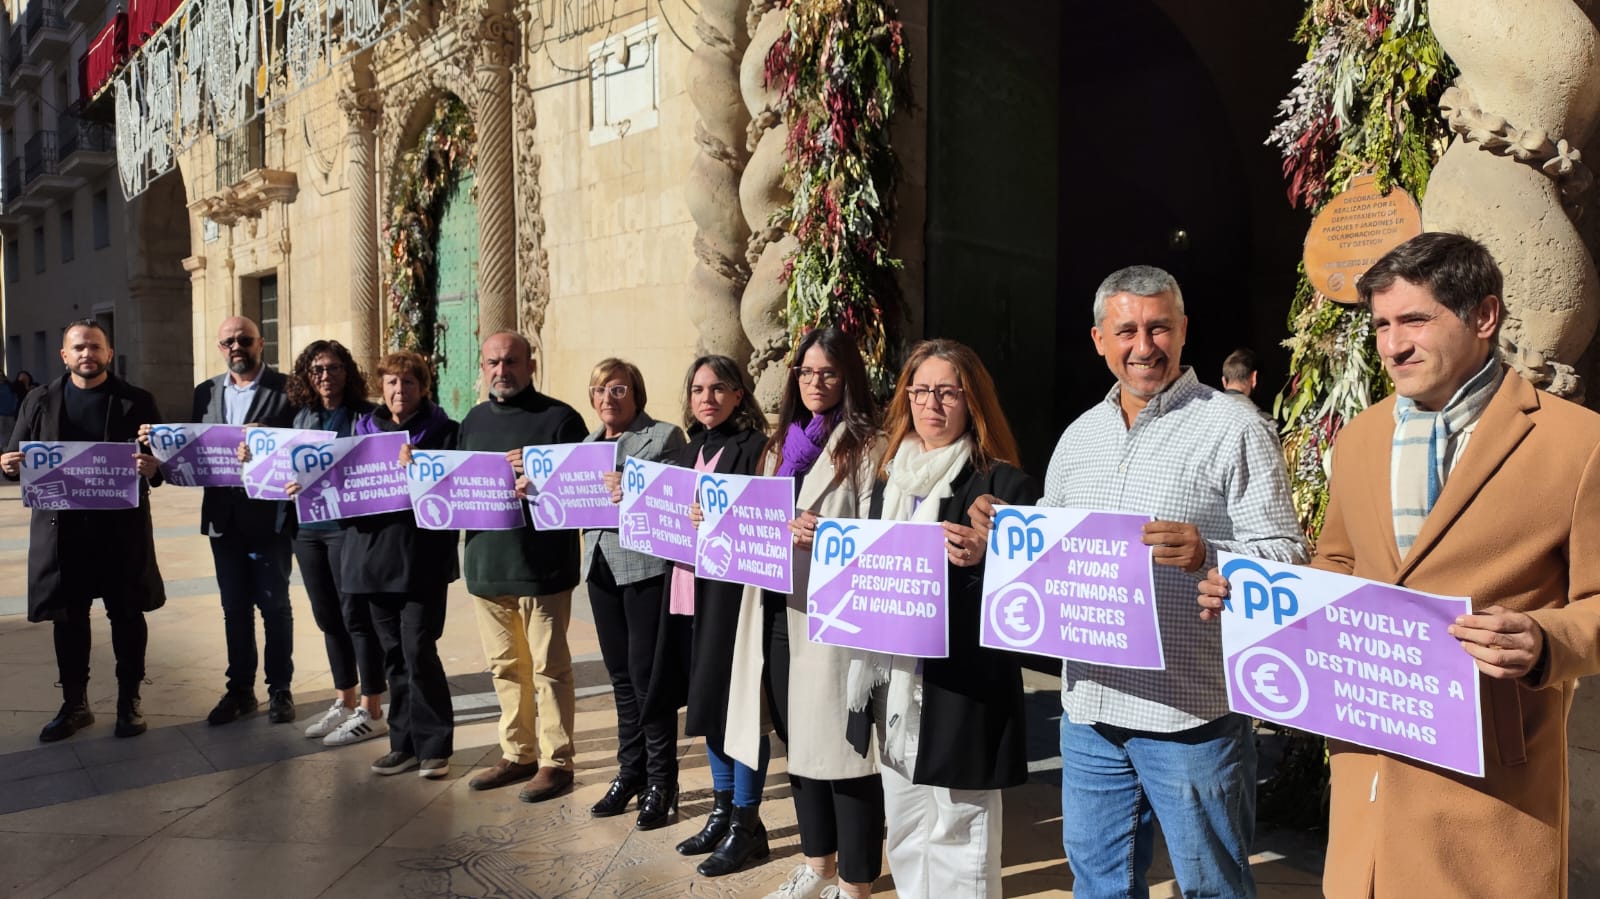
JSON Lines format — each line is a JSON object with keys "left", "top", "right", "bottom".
{"left": 340, "top": 402, "right": 461, "bottom": 594}
{"left": 8, "top": 374, "right": 166, "bottom": 622}
{"left": 193, "top": 367, "right": 297, "bottom": 541}
{"left": 868, "top": 459, "right": 1042, "bottom": 790}
{"left": 655, "top": 419, "right": 770, "bottom": 747}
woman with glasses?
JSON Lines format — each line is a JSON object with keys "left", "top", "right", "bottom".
{"left": 578, "top": 358, "right": 688, "bottom": 828}
{"left": 727, "top": 327, "right": 885, "bottom": 899}
{"left": 280, "top": 340, "right": 387, "bottom": 747}
{"left": 856, "top": 339, "right": 1039, "bottom": 899}
{"left": 657, "top": 355, "right": 773, "bottom": 877}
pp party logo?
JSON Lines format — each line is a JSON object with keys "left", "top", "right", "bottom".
{"left": 1222, "top": 557, "right": 1310, "bottom": 719}
{"left": 989, "top": 508, "right": 1047, "bottom": 561}
{"left": 148, "top": 425, "right": 189, "bottom": 453}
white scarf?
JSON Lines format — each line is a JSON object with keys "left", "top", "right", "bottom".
{"left": 846, "top": 436, "right": 972, "bottom": 769}
{"left": 1390, "top": 359, "right": 1502, "bottom": 557}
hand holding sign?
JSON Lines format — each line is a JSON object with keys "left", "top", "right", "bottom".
{"left": 1448, "top": 606, "right": 1546, "bottom": 680}
{"left": 1143, "top": 520, "right": 1206, "bottom": 572}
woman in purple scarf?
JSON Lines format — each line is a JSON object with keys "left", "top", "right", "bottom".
{"left": 341, "top": 351, "right": 461, "bottom": 779}
{"left": 725, "top": 327, "right": 886, "bottom": 897}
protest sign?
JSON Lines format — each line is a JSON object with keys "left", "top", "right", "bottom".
{"left": 694, "top": 472, "right": 794, "bottom": 592}
{"left": 146, "top": 424, "right": 245, "bottom": 487}
{"left": 805, "top": 519, "right": 949, "bottom": 657}
{"left": 292, "top": 432, "right": 410, "bottom": 523}
{"left": 240, "top": 427, "right": 336, "bottom": 500}
{"left": 407, "top": 450, "right": 522, "bottom": 530}
{"left": 522, "top": 442, "right": 620, "bottom": 531}
{"left": 617, "top": 456, "right": 697, "bottom": 566}
{"left": 20, "top": 441, "right": 139, "bottom": 509}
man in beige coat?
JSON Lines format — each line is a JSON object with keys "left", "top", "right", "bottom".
{"left": 1201, "top": 232, "right": 1600, "bottom": 897}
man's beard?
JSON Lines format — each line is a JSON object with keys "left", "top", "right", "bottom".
{"left": 228, "top": 354, "right": 257, "bottom": 374}
{"left": 72, "top": 360, "right": 106, "bottom": 379}
{"left": 488, "top": 379, "right": 524, "bottom": 400}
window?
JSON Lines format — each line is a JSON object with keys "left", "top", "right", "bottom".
{"left": 31, "top": 225, "right": 44, "bottom": 273}
{"left": 59, "top": 209, "right": 73, "bottom": 263}
{"left": 32, "top": 331, "right": 45, "bottom": 378}
{"left": 92, "top": 190, "right": 109, "bottom": 248}
{"left": 4, "top": 240, "right": 16, "bottom": 283}
{"left": 259, "top": 275, "right": 279, "bottom": 367}
{"left": 5, "top": 336, "right": 19, "bottom": 375}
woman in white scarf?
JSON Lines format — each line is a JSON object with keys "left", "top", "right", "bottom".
{"left": 858, "top": 340, "right": 1040, "bottom": 899}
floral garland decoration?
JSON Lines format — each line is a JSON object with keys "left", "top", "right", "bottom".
{"left": 1259, "top": 1, "right": 1453, "bottom": 829}
{"left": 1269, "top": 3, "right": 1454, "bottom": 539}
{"left": 383, "top": 94, "right": 477, "bottom": 366}
{"left": 766, "top": 0, "right": 912, "bottom": 393}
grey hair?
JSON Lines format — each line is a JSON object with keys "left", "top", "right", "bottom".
{"left": 1092, "top": 265, "right": 1185, "bottom": 325}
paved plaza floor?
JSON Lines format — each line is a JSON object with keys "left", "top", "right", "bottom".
{"left": 0, "top": 483, "right": 1324, "bottom": 897}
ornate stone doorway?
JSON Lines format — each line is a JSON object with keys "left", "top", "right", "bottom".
{"left": 433, "top": 170, "right": 480, "bottom": 420}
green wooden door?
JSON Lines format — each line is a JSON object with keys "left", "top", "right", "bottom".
{"left": 432, "top": 171, "right": 479, "bottom": 421}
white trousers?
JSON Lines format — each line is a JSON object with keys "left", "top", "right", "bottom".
{"left": 880, "top": 730, "right": 1003, "bottom": 899}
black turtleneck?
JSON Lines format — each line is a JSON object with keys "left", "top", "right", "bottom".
{"left": 673, "top": 417, "right": 768, "bottom": 476}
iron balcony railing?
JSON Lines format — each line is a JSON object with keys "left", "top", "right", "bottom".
{"left": 25, "top": 0, "right": 65, "bottom": 40}
{"left": 215, "top": 116, "right": 265, "bottom": 191}
{"left": 23, "top": 130, "right": 59, "bottom": 184}
{"left": 6, "top": 29, "right": 21, "bottom": 70}
{"left": 59, "top": 112, "right": 112, "bottom": 157}
{"left": 2, "top": 158, "right": 20, "bottom": 203}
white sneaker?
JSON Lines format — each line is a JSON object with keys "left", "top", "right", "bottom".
{"left": 304, "top": 700, "right": 353, "bottom": 739}
{"left": 323, "top": 707, "right": 388, "bottom": 746}
{"left": 765, "top": 864, "right": 828, "bottom": 899}
{"left": 818, "top": 889, "right": 841, "bottom": 899}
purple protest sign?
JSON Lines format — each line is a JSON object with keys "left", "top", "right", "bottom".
{"left": 617, "top": 456, "right": 697, "bottom": 566}
{"left": 406, "top": 449, "right": 522, "bottom": 531}
{"left": 523, "top": 442, "right": 621, "bottom": 531}
{"left": 1218, "top": 552, "right": 1483, "bottom": 777}
{"left": 240, "top": 427, "right": 336, "bottom": 500}
{"left": 694, "top": 472, "right": 794, "bottom": 592}
{"left": 805, "top": 519, "right": 949, "bottom": 657}
{"left": 20, "top": 441, "right": 139, "bottom": 510}
{"left": 147, "top": 424, "right": 245, "bottom": 487}
{"left": 292, "top": 432, "right": 411, "bottom": 524}
{"left": 979, "top": 507, "right": 1164, "bottom": 669}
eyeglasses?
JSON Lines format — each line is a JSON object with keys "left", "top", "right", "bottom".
{"left": 218, "top": 336, "right": 257, "bottom": 349}
{"left": 590, "top": 384, "right": 630, "bottom": 400}
{"left": 792, "top": 367, "right": 841, "bottom": 385}
{"left": 310, "top": 364, "right": 345, "bottom": 378}
{"left": 907, "top": 385, "right": 964, "bottom": 406}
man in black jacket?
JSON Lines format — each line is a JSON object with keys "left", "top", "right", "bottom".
{"left": 460, "top": 331, "right": 587, "bottom": 801}
{"left": 1, "top": 320, "right": 165, "bottom": 742}
{"left": 192, "top": 316, "right": 299, "bottom": 725}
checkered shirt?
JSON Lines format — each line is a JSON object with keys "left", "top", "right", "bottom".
{"left": 1044, "top": 368, "right": 1309, "bottom": 733}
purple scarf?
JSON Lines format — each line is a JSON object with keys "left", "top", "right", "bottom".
{"left": 357, "top": 400, "right": 453, "bottom": 447}
{"left": 777, "top": 411, "right": 836, "bottom": 478}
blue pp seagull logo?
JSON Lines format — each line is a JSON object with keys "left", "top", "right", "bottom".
{"left": 812, "top": 521, "right": 860, "bottom": 561}
{"left": 1218, "top": 558, "right": 1300, "bottom": 614}
{"left": 988, "top": 508, "right": 1045, "bottom": 553}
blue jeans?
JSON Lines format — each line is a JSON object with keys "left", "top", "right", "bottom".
{"left": 210, "top": 534, "right": 295, "bottom": 694}
{"left": 1060, "top": 713, "right": 1257, "bottom": 899}
{"left": 706, "top": 737, "right": 769, "bottom": 808}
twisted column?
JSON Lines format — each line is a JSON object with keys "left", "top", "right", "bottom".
{"left": 687, "top": 0, "right": 755, "bottom": 362}
{"left": 338, "top": 85, "right": 382, "bottom": 374}
{"left": 472, "top": 11, "right": 521, "bottom": 340}
{"left": 738, "top": 0, "right": 793, "bottom": 409}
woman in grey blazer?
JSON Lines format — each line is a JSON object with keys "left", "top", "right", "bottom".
{"left": 581, "top": 358, "right": 688, "bottom": 829}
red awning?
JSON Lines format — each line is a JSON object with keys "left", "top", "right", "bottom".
{"left": 82, "top": 12, "right": 128, "bottom": 102}
{"left": 128, "top": 0, "right": 181, "bottom": 51}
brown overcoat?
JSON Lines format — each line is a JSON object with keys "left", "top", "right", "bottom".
{"left": 1313, "top": 368, "right": 1600, "bottom": 898}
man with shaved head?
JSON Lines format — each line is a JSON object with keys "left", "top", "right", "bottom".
{"left": 193, "top": 315, "right": 300, "bottom": 725}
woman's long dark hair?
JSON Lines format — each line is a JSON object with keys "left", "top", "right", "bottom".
{"left": 681, "top": 354, "right": 768, "bottom": 434}
{"left": 767, "top": 327, "right": 878, "bottom": 487}
{"left": 287, "top": 339, "right": 369, "bottom": 410}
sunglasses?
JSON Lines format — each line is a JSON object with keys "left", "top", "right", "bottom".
{"left": 219, "top": 336, "right": 257, "bottom": 349}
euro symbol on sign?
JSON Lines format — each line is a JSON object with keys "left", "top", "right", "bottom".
{"left": 1252, "top": 663, "right": 1288, "bottom": 704}
{"left": 1004, "top": 594, "right": 1030, "bottom": 633}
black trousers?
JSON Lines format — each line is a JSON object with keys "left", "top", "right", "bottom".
{"left": 365, "top": 586, "right": 453, "bottom": 759}
{"left": 762, "top": 590, "right": 790, "bottom": 744}
{"left": 53, "top": 591, "right": 147, "bottom": 700}
{"left": 791, "top": 772, "right": 887, "bottom": 883}
{"left": 588, "top": 553, "right": 678, "bottom": 785}
{"left": 294, "top": 529, "right": 385, "bottom": 695}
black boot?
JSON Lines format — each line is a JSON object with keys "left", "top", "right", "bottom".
{"left": 115, "top": 682, "right": 147, "bottom": 738}
{"left": 635, "top": 782, "right": 678, "bottom": 831}
{"left": 675, "top": 789, "right": 733, "bottom": 855}
{"left": 40, "top": 689, "right": 93, "bottom": 743}
{"left": 696, "top": 803, "right": 769, "bottom": 877}
{"left": 591, "top": 776, "right": 645, "bottom": 817}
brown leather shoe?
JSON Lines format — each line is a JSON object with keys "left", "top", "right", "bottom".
{"left": 468, "top": 758, "right": 539, "bottom": 791}
{"left": 518, "top": 765, "right": 574, "bottom": 803}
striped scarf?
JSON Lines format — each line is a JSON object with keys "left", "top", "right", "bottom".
{"left": 1391, "top": 359, "right": 1503, "bottom": 557}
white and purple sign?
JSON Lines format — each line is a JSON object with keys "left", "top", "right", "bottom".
{"left": 806, "top": 519, "right": 949, "bottom": 657}
{"left": 980, "top": 507, "right": 1164, "bottom": 669}
{"left": 240, "top": 427, "right": 336, "bottom": 501}
{"left": 522, "top": 442, "right": 621, "bottom": 531}
{"left": 147, "top": 424, "right": 245, "bottom": 487}
{"left": 618, "top": 456, "right": 697, "bottom": 566}
{"left": 694, "top": 472, "right": 795, "bottom": 593}
{"left": 407, "top": 449, "right": 522, "bottom": 531}
{"left": 292, "top": 432, "right": 411, "bottom": 524}
{"left": 1219, "top": 552, "right": 1484, "bottom": 777}
{"left": 20, "top": 441, "right": 139, "bottom": 510}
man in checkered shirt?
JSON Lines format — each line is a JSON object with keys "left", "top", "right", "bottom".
{"left": 972, "top": 265, "right": 1306, "bottom": 899}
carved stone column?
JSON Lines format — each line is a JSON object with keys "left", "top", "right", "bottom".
{"left": 687, "top": 0, "right": 755, "bottom": 363}
{"left": 338, "top": 85, "right": 382, "bottom": 376}
{"left": 472, "top": 11, "right": 521, "bottom": 343}
{"left": 738, "top": 0, "right": 791, "bottom": 408}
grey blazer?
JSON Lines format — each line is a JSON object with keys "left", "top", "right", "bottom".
{"left": 582, "top": 411, "right": 688, "bottom": 586}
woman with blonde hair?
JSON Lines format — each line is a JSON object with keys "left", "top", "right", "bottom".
{"left": 855, "top": 339, "right": 1039, "bottom": 899}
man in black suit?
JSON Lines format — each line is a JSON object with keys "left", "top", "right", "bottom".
{"left": 193, "top": 316, "right": 299, "bottom": 725}
{"left": 1, "top": 320, "right": 166, "bottom": 742}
